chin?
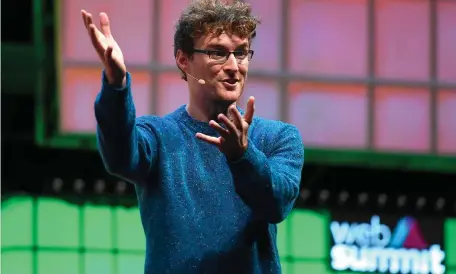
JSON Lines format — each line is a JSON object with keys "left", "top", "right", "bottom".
{"left": 214, "top": 89, "right": 242, "bottom": 103}
{"left": 212, "top": 82, "right": 243, "bottom": 102}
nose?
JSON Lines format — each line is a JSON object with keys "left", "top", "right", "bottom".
{"left": 223, "top": 53, "right": 239, "bottom": 73}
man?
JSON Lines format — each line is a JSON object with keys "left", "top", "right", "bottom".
{"left": 82, "top": 0, "right": 304, "bottom": 273}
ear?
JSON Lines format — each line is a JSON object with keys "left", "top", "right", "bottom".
{"left": 176, "top": 50, "right": 189, "bottom": 72}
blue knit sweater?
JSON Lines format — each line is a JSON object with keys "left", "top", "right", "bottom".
{"left": 94, "top": 72, "right": 304, "bottom": 274}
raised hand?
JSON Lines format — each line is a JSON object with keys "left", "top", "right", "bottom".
{"left": 81, "top": 10, "right": 126, "bottom": 88}
{"left": 196, "top": 96, "right": 256, "bottom": 161}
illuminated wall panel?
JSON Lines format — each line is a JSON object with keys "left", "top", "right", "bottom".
{"left": 117, "top": 254, "right": 146, "bottom": 274}
{"left": 84, "top": 253, "right": 115, "bottom": 274}
{"left": 289, "top": 209, "right": 328, "bottom": 259}
{"left": 0, "top": 198, "right": 34, "bottom": 274}
{"left": 62, "top": 0, "right": 154, "bottom": 65}
{"left": 374, "top": 87, "right": 430, "bottom": 152}
{"left": 158, "top": 0, "right": 191, "bottom": 66}
{"left": 2, "top": 252, "right": 34, "bottom": 274}
{"left": 293, "top": 262, "right": 351, "bottom": 274}
{"left": 1, "top": 197, "right": 33, "bottom": 247}
{"left": 115, "top": 206, "right": 146, "bottom": 251}
{"left": 38, "top": 252, "right": 80, "bottom": 274}
{"left": 83, "top": 205, "right": 113, "bottom": 249}
{"left": 288, "top": 0, "right": 367, "bottom": 77}
{"left": 156, "top": 73, "right": 190, "bottom": 116}
{"left": 437, "top": 1, "right": 456, "bottom": 83}
{"left": 276, "top": 221, "right": 288, "bottom": 258}
{"left": 375, "top": 0, "right": 429, "bottom": 80}
{"left": 60, "top": 68, "right": 104, "bottom": 133}
{"left": 60, "top": 68, "right": 152, "bottom": 133}
{"left": 438, "top": 90, "right": 456, "bottom": 154}
{"left": 245, "top": 0, "right": 281, "bottom": 72}
{"left": 446, "top": 219, "right": 456, "bottom": 267}
{"left": 288, "top": 83, "right": 368, "bottom": 148}
{"left": 37, "top": 198, "right": 80, "bottom": 248}
{"left": 239, "top": 78, "right": 280, "bottom": 121}
{"left": 281, "top": 262, "right": 292, "bottom": 274}
{"left": 293, "top": 262, "right": 327, "bottom": 274}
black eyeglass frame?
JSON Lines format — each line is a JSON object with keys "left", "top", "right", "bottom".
{"left": 192, "top": 48, "right": 254, "bottom": 63}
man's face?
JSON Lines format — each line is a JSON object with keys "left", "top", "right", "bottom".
{"left": 187, "top": 32, "right": 251, "bottom": 103}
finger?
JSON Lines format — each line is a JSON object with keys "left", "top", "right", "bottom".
{"left": 88, "top": 24, "right": 106, "bottom": 57}
{"left": 81, "top": 10, "right": 89, "bottom": 29}
{"left": 84, "top": 11, "right": 95, "bottom": 30}
{"left": 196, "top": 133, "right": 222, "bottom": 146}
{"left": 217, "top": 114, "right": 238, "bottom": 133}
{"left": 208, "top": 120, "right": 230, "bottom": 138}
{"left": 82, "top": 10, "right": 93, "bottom": 30}
{"left": 99, "top": 12, "right": 112, "bottom": 37}
{"left": 243, "top": 96, "right": 255, "bottom": 125}
{"left": 229, "top": 105, "right": 244, "bottom": 129}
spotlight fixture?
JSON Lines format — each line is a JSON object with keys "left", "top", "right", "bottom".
{"left": 94, "top": 180, "right": 105, "bottom": 194}
{"left": 397, "top": 195, "right": 407, "bottom": 208}
{"left": 74, "top": 179, "right": 85, "bottom": 193}
{"left": 116, "top": 181, "right": 127, "bottom": 194}
{"left": 378, "top": 193, "right": 387, "bottom": 207}
{"left": 52, "top": 178, "right": 63, "bottom": 192}
{"left": 416, "top": 197, "right": 426, "bottom": 209}
{"left": 358, "top": 192, "right": 368, "bottom": 205}
{"left": 338, "top": 191, "right": 349, "bottom": 205}
{"left": 435, "top": 197, "right": 445, "bottom": 211}
{"left": 300, "top": 189, "right": 311, "bottom": 201}
{"left": 319, "top": 190, "right": 330, "bottom": 203}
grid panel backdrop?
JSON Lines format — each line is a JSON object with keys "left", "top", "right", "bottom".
{"left": 2, "top": 196, "right": 456, "bottom": 274}
{"left": 57, "top": 0, "right": 456, "bottom": 155}
{"left": 0, "top": 196, "right": 324, "bottom": 274}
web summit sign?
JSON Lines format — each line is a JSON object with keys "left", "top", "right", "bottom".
{"left": 330, "top": 215, "right": 446, "bottom": 274}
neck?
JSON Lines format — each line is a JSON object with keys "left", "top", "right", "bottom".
{"left": 186, "top": 97, "right": 236, "bottom": 122}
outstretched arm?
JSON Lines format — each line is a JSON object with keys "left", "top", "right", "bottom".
{"left": 95, "top": 72, "right": 158, "bottom": 183}
{"left": 81, "top": 10, "right": 158, "bottom": 183}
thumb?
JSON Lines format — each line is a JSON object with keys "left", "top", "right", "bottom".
{"left": 243, "top": 96, "right": 255, "bottom": 125}
{"left": 104, "top": 45, "right": 114, "bottom": 64}
{"left": 103, "top": 46, "right": 125, "bottom": 87}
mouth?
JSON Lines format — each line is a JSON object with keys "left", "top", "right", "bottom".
{"left": 222, "top": 78, "right": 239, "bottom": 85}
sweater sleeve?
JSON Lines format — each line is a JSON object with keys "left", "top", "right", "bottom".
{"left": 228, "top": 124, "right": 304, "bottom": 224}
{"left": 94, "top": 71, "right": 158, "bottom": 183}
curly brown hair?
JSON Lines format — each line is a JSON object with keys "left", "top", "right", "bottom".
{"left": 173, "top": 0, "right": 261, "bottom": 80}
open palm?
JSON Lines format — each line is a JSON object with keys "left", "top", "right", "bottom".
{"left": 81, "top": 10, "right": 126, "bottom": 87}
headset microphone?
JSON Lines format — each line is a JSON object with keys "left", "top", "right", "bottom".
{"left": 186, "top": 73, "right": 206, "bottom": 85}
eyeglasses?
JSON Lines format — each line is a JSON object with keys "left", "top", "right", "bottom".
{"left": 192, "top": 49, "right": 254, "bottom": 64}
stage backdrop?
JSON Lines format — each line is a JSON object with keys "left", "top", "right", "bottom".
{"left": 35, "top": 0, "right": 456, "bottom": 172}
{"left": 2, "top": 196, "right": 456, "bottom": 274}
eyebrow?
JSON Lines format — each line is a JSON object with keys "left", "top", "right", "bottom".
{"left": 206, "top": 43, "right": 250, "bottom": 50}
